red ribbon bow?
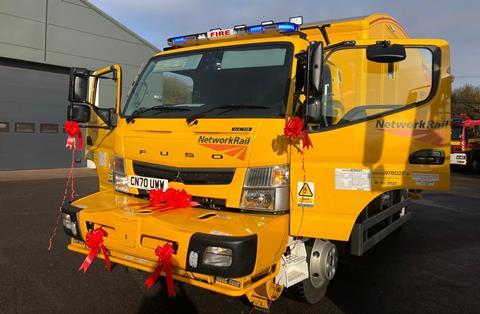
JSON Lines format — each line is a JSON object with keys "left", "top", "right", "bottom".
{"left": 148, "top": 188, "right": 198, "bottom": 211}
{"left": 284, "top": 116, "right": 312, "bottom": 150}
{"left": 64, "top": 121, "right": 83, "bottom": 151}
{"left": 79, "top": 228, "right": 111, "bottom": 273}
{"left": 145, "top": 243, "right": 176, "bottom": 297}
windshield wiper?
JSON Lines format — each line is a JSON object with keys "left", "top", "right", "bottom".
{"left": 126, "top": 105, "right": 191, "bottom": 123}
{"left": 186, "top": 104, "right": 269, "bottom": 124}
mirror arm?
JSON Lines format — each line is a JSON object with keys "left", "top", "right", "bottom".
{"left": 318, "top": 24, "right": 331, "bottom": 46}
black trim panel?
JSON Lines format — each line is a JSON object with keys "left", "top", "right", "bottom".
{"left": 133, "top": 161, "right": 235, "bottom": 185}
{"left": 61, "top": 202, "right": 84, "bottom": 241}
{"left": 186, "top": 233, "right": 257, "bottom": 278}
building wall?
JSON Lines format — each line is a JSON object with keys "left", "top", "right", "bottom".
{"left": 0, "top": 0, "right": 158, "bottom": 170}
{"left": 0, "top": 0, "right": 157, "bottom": 103}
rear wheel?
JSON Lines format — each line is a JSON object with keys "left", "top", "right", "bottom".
{"left": 288, "top": 239, "right": 338, "bottom": 304}
{"left": 471, "top": 158, "right": 480, "bottom": 173}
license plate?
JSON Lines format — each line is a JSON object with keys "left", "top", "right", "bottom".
{"left": 450, "top": 154, "right": 467, "bottom": 165}
{"left": 128, "top": 175, "right": 168, "bottom": 190}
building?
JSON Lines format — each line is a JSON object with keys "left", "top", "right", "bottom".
{"left": 0, "top": 0, "right": 157, "bottom": 170}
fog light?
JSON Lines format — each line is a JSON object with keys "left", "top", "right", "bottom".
{"left": 202, "top": 246, "right": 232, "bottom": 267}
{"left": 62, "top": 213, "right": 77, "bottom": 236}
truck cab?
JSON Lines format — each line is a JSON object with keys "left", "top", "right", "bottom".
{"left": 62, "top": 14, "right": 451, "bottom": 310}
{"left": 451, "top": 114, "right": 480, "bottom": 172}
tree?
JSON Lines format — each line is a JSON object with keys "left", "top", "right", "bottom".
{"left": 452, "top": 84, "right": 480, "bottom": 119}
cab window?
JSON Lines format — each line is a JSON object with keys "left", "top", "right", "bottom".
{"left": 320, "top": 47, "right": 434, "bottom": 126}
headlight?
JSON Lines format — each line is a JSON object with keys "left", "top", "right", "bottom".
{"left": 202, "top": 246, "right": 233, "bottom": 267}
{"left": 242, "top": 189, "right": 274, "bottom": 210}
{"left": 241, "top": 165, "right": 289, "bottom": 212}
{"left": 111, "top": 156, "right": 129, "bottom": 193}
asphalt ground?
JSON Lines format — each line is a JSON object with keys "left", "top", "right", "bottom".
{"left": 0, "top": 172, "right": 479, "bottom": 313}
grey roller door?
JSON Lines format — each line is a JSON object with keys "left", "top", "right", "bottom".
{"left": 0, "top": 61, "right": 85, "bottom": 170}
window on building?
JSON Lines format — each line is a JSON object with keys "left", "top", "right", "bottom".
{"left": 15, "top": 122, "right": 35, "bottom": 133}
{"left": 0, "top": 122, "right": 8, "bottom": 133}
{"left": 40, "top": 123, "right": 59, "bottom": 134}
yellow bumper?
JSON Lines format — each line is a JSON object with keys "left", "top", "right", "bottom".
{"left": 67, "top": 190, "right": 289, "bottom": 296}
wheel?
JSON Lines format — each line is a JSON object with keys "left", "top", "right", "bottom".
{"left": 287, "top": 239, "right": 338, "bottom": 304}
{"left": 471, "top": 159, "right": 480, "bottom": 173}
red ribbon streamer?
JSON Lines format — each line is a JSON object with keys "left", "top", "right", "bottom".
{"left": 145, "top": 243, "right": 176, "bottom": 297}
{"left": 137, "top": 188, "right": 199, "bottom": 212}
{"left": 64, "top": 121, "right": 83, "bottom": 151}
{"left": 284, "top": 116, "right": 312, "bottom": 150}
{"left": 79, "top": 228, "right": 111, "bottom": 273}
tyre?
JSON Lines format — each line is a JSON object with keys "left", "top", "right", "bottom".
{"left": 287, "top": 239, "right": 338, "bottom": 304}
{"left": 471, "top": 158, "right": 480, "bottom": 174}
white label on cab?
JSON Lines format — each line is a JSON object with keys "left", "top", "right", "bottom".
{"left": 335, "top": 168, "right": 372, "bottom": 191}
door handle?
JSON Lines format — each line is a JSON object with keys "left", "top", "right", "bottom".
{"left": 409, "top": 149, "right": 445, "bottom": 165}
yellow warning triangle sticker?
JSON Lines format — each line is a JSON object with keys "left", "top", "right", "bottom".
{"left": 298, "top": 183, "right": 313, "bottom": 197}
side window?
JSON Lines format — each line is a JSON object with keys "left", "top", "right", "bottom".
{"left": 474, "top": 125, "right": 480, "bottom": 138}
{"left": 0, "top": 122, "right": 8, "bottom": 133}
{"left": 465, "top": 127, "right": 474, "bottom": 140}
{"left": 322, "top": 47, "right": 434, "bottom": 126}
{"left": 93, "top": 71, "right": 117, "bottom": 110}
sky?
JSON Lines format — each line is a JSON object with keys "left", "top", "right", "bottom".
{"left": 89, "top": 0, "right": 480, "bottom": 88}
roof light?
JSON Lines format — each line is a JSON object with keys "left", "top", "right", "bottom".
{"left": 234, "top": 24, "right": 247, "bottom": 30}
{"left": 289, "top": 16, "right": 303, "bottom": 25}
{"left": 171, "top": 36, "right": 186, "bottom": 44}
{"left": 276, "top": 22, "right": 299, "bottom": 32}
{"left": 247, "top": 25, "right": 264, "bottom": 33}
{"left": 167, "top": 20, "right": 301, "bottom": 47}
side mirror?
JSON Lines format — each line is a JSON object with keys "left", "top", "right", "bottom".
{"left": 69, "top": 68, "right": 91, "bottom": 103}
{"left": 97, "top": 108, "right": 117, "bottom": 128}
{"left": 67, "top": 103, "right": 91, "bottom": 123}
{"left": 307, "top": 41, "right": 324, "bottom": 95}
{"left": 367, "top": 41, "right": 406, "bottom": 63}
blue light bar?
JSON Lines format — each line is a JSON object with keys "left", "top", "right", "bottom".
{"left": 167, "top": 20, "right": 302, "bottom": 47}
{"left": 247, "top": 25, "right": 264, "bottom": 33}
{"left": 276, "top": 22, "right": 299, "bottom": 32}
{"left": 171, "top": 36, "right": 186, "bottom": 44}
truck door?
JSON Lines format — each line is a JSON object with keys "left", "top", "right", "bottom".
{"left": 86, "top": 65, "right": 122, "bottom": 190}
{"left": 290, "top": 39, "right": 451, "bottom": 241}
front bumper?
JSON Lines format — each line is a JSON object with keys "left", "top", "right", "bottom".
{"left": 62, "top": 190, "right": 289, "bottom": 296}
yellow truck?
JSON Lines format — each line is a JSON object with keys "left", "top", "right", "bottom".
{"left": 62, "top": 13, "right": 451, "bottom": 309}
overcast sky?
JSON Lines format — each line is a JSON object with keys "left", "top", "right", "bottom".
{"left": 90, "top": 0, "right": 480, "bottom": 88}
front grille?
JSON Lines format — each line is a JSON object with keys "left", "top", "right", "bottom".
{"left": 132, "top": 161, "right": 235, "bottom": 185}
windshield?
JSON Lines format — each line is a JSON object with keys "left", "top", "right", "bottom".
{"left": 451, "top": 125, "right": 463, "bottom": 140}
{"left": 123, "top": 43, "right": 293, "bottom": 119}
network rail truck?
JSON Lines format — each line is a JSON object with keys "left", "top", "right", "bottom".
{"left": 451, "top": 114, "right": 480, "bottom": 172}
{"left": 62, "top": 13, "right": 451, "bottom": 310}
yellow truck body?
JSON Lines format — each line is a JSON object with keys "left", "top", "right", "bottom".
{"left": 63, "top": 13, "right": 451, "bottom": 309}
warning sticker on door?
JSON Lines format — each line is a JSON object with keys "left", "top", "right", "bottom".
{"left": 335, "top": 168, "right": 371, "bottom": 191}
{"left": 297, "top": 182, "right": 315, "bottom": 207}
